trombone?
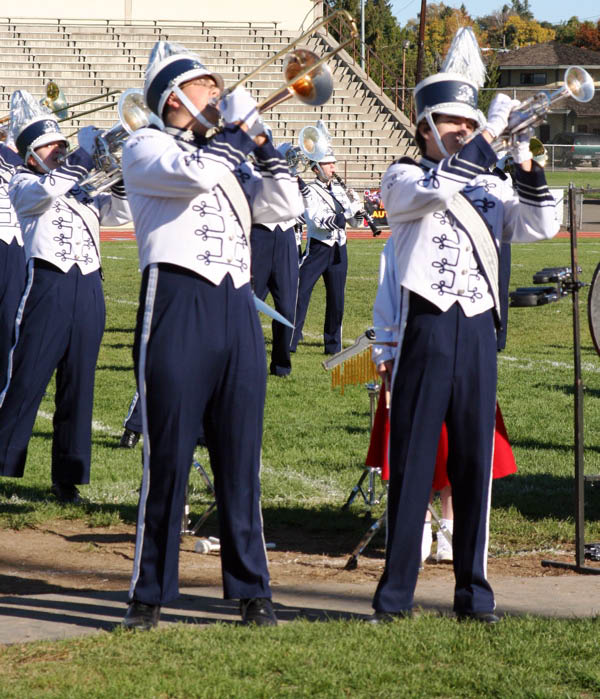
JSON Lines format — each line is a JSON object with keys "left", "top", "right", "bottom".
{"left": 224, "top": 9, "right": 358, "bottom": 113}
{"left": 77, "top": 88, "right": 163, "bottom": 195}
{"left": 0, "top": 81, "right": 120, "bottom": 142}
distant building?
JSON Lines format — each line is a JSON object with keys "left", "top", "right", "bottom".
{"left": 495, "top": 41, "right": 600, "bottom": 139}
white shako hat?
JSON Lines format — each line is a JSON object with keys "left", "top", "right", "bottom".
{"left": 317, "top": 146, "right": 336, "bottom": 164}
{"left": 144, "top": 40, "right": 224, "bottom": 119}
{"left": 414, "top": 71, "right": 482, "bottom": 127}
{"left": 9, "top": 89, "right": 67, "bottom": 161}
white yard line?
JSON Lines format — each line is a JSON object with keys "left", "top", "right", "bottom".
{"left": 104, "top": 296, "right": 139, "bottom": 307}
{"left": 499, "top": 354, "right": 600, "bottom": 374}
{"left": 37, "top": 411, "right": 121, "bottom": 438}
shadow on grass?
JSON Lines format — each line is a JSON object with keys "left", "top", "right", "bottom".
{"left": 0, "top": 481, "right": 139, "bottom": 525}
{"left": 493, "top": 472, "right": 600, "bottom": 522}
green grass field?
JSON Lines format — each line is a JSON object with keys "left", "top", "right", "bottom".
{"left": 2, "top": 236, "right": 600, "bottom": 696}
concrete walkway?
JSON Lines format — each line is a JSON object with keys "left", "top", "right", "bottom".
{"left": 2, "top": 572, "right": 599, "bottom": 645}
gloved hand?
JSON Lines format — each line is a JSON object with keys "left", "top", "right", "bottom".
{"left": 485, "top": 94, "right": 521, "bottom": 141}
{"left": 246, "top": 116, "right": 266, "bottom": 139}
{"left": 77, "top": 125, "right": 102, "bottom": 157}
{"left": 218, "top": 87, "right": 259, "bottom": 130}
{"left": 510, "top": 128, "right": 534, "bottom": 165}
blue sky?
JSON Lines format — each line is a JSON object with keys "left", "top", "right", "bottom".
{"left": 389, "top": 0, "right": 600, "bottom": 27}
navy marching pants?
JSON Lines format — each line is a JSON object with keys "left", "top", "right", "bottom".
{"left": 0, "top": 239, "right": 26, "bottom": 380}
{"left": 250, "top": 224, "right": 299, "bottom": 376}
{"left": 0, "top": 260, "right": 105, "bottom": 482}
{"left": 129, "top": 265, "right": 271, "bottom": 606}
{"left": 290, "top": 239, "right": 347, "bottom": 354}
{"left": 123, "top": 391, "right": 142, "bottom": 434}
{"left": 373, "top": 294, "right": 497, "bottom": 614}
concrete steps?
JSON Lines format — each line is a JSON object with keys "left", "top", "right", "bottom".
{"left": 0, "top": 19, "right": 416, "bottom": 189}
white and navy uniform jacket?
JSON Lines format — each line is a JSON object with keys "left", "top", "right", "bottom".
{"left": 10, "top": 150, "right": 130, "bottom": 272}
{"left": 0, "top": 144, "right": 25, "bottom": 379}
{"left": 123, "top": 124, "right": 303, "bottom": 607}
{"left": 291, "top": 175, "right": 364, "bottom": 354}
{"left": 0, "top": 149, "right": 131, "bottom": 483}
{"left": 304, "top": 177, "right": 363, "bottom": 247}
{"left": 371, "top": 133, "right": 558, "bottom": 617}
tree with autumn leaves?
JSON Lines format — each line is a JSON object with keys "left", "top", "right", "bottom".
{"left": 323, "top": 0, "right": 599, "bottom": 118}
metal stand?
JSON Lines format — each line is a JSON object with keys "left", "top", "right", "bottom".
{"left": 345, "top": 502, "right": 449, "bottom": 570}
{"left": 542, "top": 183, "right": 600, "bottom": 574}
{"left": 341, "top": 382, "right": 387, "bottom": 516}
{"left": 181, "top": 460, "right": 218, "bottom": 537}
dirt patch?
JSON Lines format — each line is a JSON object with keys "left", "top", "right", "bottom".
{"left": 0, "top": 520, "right": 585, "bottom": 597}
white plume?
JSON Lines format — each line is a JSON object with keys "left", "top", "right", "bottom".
{"left": 441, "top": 27, "right": 486, "bottom": 88}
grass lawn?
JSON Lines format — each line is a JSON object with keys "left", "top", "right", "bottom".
{"left": 2, "top": 236, "right": 600, "bottom": 696}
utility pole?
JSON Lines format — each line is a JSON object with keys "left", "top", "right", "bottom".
{"left": 415, "top": 0, "right": 426, "bottom": 86}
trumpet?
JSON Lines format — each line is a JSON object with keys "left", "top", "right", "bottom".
{"left": 490, "top": 66, "right": 594, "bottom": 153}
{"left": 78, "top": 88, "right": 163, "bottom": 195}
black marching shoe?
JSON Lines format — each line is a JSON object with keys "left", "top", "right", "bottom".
{"left": 366, "top": 610, "right": 413, "bottom": 624}
{"left": 122, "top": 601, "right": 161, "bottom": 630}
{"left": 119, "top": 429, "right": 140, "bottom": 449}
{"left": 240, "top": 598, "right": 278, "bottom": 626}
{"left": 50, "top": 482, "right": 81, "bottom": 505}
{"left": 457, "top": 611, "right": 500, "bottom": 624}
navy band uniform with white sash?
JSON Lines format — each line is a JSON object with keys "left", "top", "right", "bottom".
{"left": 0, "top": 142, "right": 131, "bottom": 485}
{"left": 371, "top": 132, "right": 559, "bottom": 616}
{"left": 123, "top": 112, "right": 303, "bottom": 608}
{"left": 290, "top": 159, "right": 363, "bottom": 355}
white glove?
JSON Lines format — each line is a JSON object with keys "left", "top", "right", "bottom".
{"left": 246, "top": 116, "right": 266, "bottom": 139}
{"left": 485, "top": 94, "right": 521, "bottom": 140}
{"left": 77, "top": 125, "right": 102, "bottom": 156}
{"left": 218, "top": 87, "right": 259, "bottom": 130}
{"left": 510, "top": 128, "right": 534, "bottom": 164}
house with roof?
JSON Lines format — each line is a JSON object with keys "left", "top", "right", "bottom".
{"left": 494, "top": 41, "right": 600, "bottom": 140}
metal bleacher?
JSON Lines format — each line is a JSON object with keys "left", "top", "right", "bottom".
{"left": 0, "top": 18, "right": 417, "bottom": 189}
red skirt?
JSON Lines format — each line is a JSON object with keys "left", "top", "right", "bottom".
{"left": 364, "top": 389, "right": 517, "bottom": 484}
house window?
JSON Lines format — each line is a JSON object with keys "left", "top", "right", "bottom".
{"left": 520, "top": 72, "right": 546, "bottom": 85}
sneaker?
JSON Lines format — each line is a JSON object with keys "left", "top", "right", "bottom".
{"left": 435, "top": 527, "right": 453, "bottom": 563}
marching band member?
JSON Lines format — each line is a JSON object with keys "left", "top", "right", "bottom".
{"left": 248, "top": 141, "right": 302, "bottom": 378}
{"left": 121, "top": 41, "right": 303, "bottom": 631}
{"left": 0, "top": 140, "right": 26, "bottom": 379}
{"left": 368, "top": 36, "right": 558, "bottom": 624}
{"left": 290, "top": 145, "right": 363, "bottom": 355}
{"left": 0, "top": 90, "right": 131, "bottom": 503}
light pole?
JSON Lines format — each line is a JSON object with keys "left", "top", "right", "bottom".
{"left": 401, "top": 40, "right": 410, "bottom": 112}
